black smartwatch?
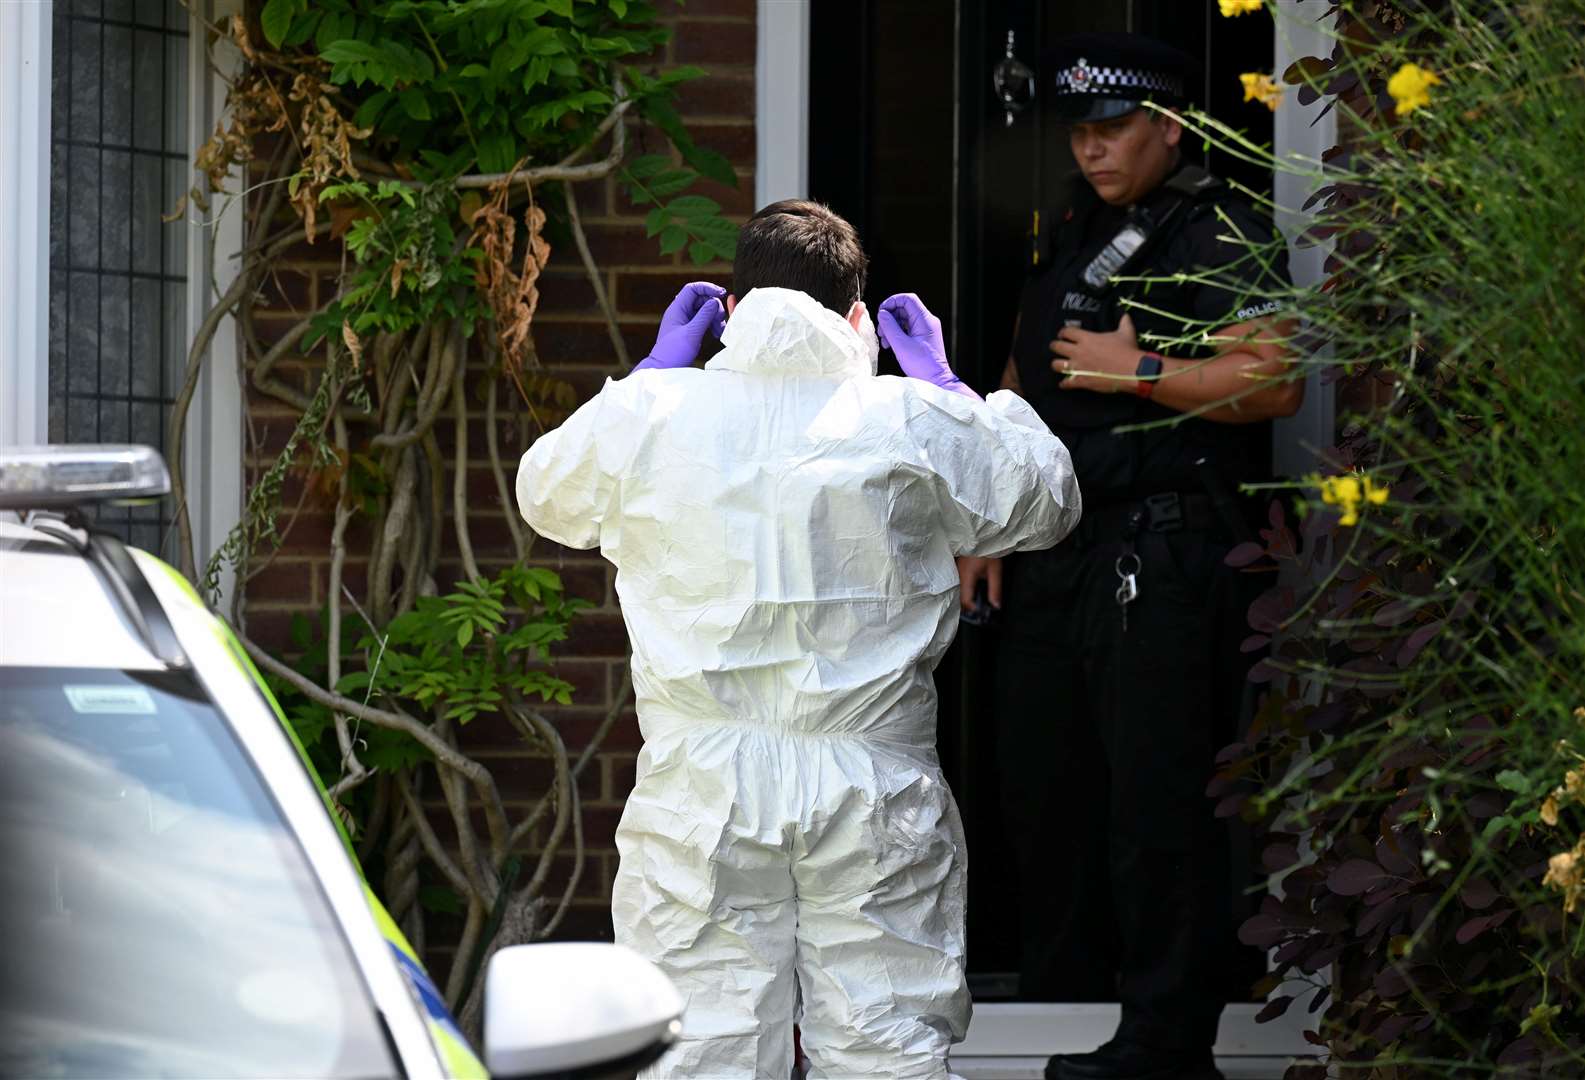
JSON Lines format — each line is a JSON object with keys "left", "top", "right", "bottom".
{"left": 1134, "top": 353, "right": 1164, "bottom": 399}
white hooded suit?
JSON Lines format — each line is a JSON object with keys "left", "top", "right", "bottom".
{"left": 517, "top": 288, "right": 1081, "bottom": 1078}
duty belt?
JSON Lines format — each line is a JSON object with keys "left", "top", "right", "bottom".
{"left": 1076, "top": 492, "right": 1224, "bottom": 545}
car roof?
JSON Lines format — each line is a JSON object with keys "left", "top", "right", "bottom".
{"left": 0, "top": 519, "right": 167, "bottom": 670}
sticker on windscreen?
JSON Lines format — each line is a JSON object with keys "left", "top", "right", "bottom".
{"left": 64, "top": 684, "right": 157, "bottom": 714}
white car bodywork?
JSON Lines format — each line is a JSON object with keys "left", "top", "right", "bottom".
{"left": 0, "top": 518, "right": 472, "bottom": 1078}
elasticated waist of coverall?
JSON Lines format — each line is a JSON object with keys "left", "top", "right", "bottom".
{"left": 637, "top": 710, "right": 943, "bottom": 766}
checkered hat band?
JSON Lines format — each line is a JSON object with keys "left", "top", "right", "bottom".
{"left": 1056, "top": 64, "right": 1183, "bottom": 97}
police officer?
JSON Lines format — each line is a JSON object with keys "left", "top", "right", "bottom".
{"left": 958, "top": 33, "right": 1302, "bottom": 1080}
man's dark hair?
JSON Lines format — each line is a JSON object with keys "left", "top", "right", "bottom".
{"left": 731, "top": 200, "right": 868, "bottom": 315}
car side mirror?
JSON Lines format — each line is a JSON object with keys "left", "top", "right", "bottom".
{"left": 483, "top": 942, "right": 683, "bottom": 1079}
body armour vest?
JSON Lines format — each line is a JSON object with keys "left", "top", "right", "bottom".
{"left": 1011, "top": 165, "right": 1288, "bottom": 504}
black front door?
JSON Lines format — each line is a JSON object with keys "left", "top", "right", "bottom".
{"left": 808, "top": 0, "right": 1275, "bottom": 999}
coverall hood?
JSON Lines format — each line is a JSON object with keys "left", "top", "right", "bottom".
{"left": 711, "top": 286, "right": 879, "bottom": 378}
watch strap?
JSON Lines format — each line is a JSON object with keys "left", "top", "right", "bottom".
{"left": 1134, "top": 353, "right": 1164, "bottom": 399}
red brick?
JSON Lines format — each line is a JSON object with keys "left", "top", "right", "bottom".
{"left": 534, "top": 319, "right": 656, "bottom": 367}
{"left": 242, "top": 609, "right": 300, "bottom": 655}
{"left": 686, "top": 122, "right": 756, "bottom": 168}
{"left": 675, "top": 73, "right": 757, "bottom": 119}
{"left": 472, "top": 752, "right": 604, "bottom": 805}
{"left": 606, "top": 753, "right": 638, "bottom": 802}
{"left": 537, "top": 270, "right": 600, "bottom": 314}
{"left": 541, "top": 903, "right": 615, "bottom": 943}
{"left": 534, "top": 367, "right": 615, "bottom": 403}
{"left": 463, "top": 704, "right": 640, "bottom": 755}
{"left": 523, "top": 537, "right": 607, "bottom": 564}
{"left": 562, "top": 612, "right": 632, "bottom": 658}
{"left": 256, "top": 268, "right": 315, "bottom": 313}
{"left": 615, "top": 270, "right": 722, "bottom": 316}
{"left": 536, "top": 853, "right": 609, "bottom": 902}
{"left": 555, "top": 707, "right": 645, "bottom": 753}
{"left": 269, "top": 511, "right": 375, "bottom": 552}
{"left": 658, "top": 0, "right": 755, "bottom": 16}
{"left": 580, "top": 223, "right": 679, "bottom": 267}
{"left": 671, "top": 19, "right": 757, "bottom": 67}
{"left": 691, "top": 173, "right": 756, "bottom": 218}
{"left": 247, "top": 559, "right": 314, "bottom": 604}
{"left": 457, "top": 514, "right": 524, "bottom": 557}
{"left": 541, "top": 562, "right": 609, "bottom": 608}
{"left": 314, "top": 558, "right": 369, "bottom": 604}
{"left": 575, "top": 805, "right": 627, "bottom": 852}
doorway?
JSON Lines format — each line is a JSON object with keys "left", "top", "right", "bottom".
{"left": 807, "top": 0, "right": 1313, "bottom": 1062}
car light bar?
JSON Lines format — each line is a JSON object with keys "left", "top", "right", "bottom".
{"left": 0, "top": 445, "right": 171, "bottom": 510}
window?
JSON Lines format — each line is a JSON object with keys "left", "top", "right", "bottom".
{"left": 0, "top": 665, "right": 397, "bottom": 1079}
{"left": 47, "top": 0, "right": 191, "bottom": 558}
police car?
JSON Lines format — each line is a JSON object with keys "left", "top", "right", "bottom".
{"left": 0, "top": 445, "right": 681, "bottom": 1079}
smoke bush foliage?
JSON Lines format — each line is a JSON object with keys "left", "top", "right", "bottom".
{"left": 1202, "top": 1, "right": 1585, "bottom": 1074}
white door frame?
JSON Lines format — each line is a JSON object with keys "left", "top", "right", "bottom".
{"left": 1271, "top": 0, "right": 1338, "bottom": 477}
{"left": 0, "top": 0, "right": 52, "bottom": 448}
{"left": 755, "top": 0, "right": 810, "bottom": 209}
{"left": 182, "top": 0, "right": 245, "bottom": 608}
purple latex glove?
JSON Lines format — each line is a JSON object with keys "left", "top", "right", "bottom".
{"left": 632, "top": 282, "right": 727, "bottom": 373}
{"left": 877, "top": 293, "right": 980, "bottom": 400}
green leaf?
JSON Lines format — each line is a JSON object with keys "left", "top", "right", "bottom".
{"left": 361, "top": 728, "right": 431, "bottom": 770}
{"left": 683, "top": 145, "right": 738, "bottom": 188}
{"left": 457, "top": 621, "right": 475, "bottom": 649}
{"left": 666, "top": 194, "right": 722, "bottom": 219}
{"left": 645, "top": 169, "right": 698, "bottom": 199}
{"left": 287, "top": 704, "right": 332, "bottom": 747}
{"left": 657, "top": 65, "right": 707, "bottom": 86}
{"left": 688, "top": 240, "right": 714, "bottom": 266}
{"left": 290, "top": 612, "right": 313, "bottom": 651}
{"left": 659, "top": 225, "right": 689, "bottom": 255}
{"left": 524, "top": 55, "right": 552, "bottom": 91}
{"left": 644, "top": 206, "right": 668, "bottom": 238}
{"left": 545, "top": 0, "right": 574, "bottom": 17}
{"left": 625, "top": 153, "right": 671, "bottom": 180}
{"left": 477, "top": 132, "right": 518, "bottom": 174}
{"left": 283, "top": 10, "right": 321, "bottom": 48}
{"left": 260, "top": 0, "right": 295, "bottom": 48}
{"left": 354, "top": 90, "right": 393, "bottom": 129}
{"left": 400, "top": 90, "right": 433, "bottom": 121}
{"left": 1495, "top": 769, "right": 1531, "bottom": 794}
{"left": 610, "top": 0, "right": 628, "bottom": 18}
{"left": 314, "top": 10, "right": 347, "bottom": 50}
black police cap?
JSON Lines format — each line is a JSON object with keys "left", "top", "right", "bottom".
{"left": 1047, "top": 32, "right": 1198, "bottom": 123}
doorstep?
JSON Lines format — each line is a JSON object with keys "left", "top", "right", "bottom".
{"left": 952, "top": 1056, "right": 1298, "bottom": 1080}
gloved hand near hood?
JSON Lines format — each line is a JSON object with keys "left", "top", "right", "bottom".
{"left": 879, "top": 292, "right": 978, "bottom": 400}
{"left": 631, "top": 281, "right": 727, "bottom": 372}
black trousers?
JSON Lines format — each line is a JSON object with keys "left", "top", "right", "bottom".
{"left": 993, "top": 521, "right": 1259, "bottom": 1051}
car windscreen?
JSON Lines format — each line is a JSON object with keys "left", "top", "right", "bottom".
{"left": 0, "top": 667, "right": 399, "bottom": 1079}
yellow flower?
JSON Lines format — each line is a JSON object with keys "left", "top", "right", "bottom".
{"left": 1387, "top": 63, "right": 1441, "bottom": 116}
{"left": 1240, "top": 72, "right": 1282, "bottom": 111}
{"left": 1311, "top": 472, "right": 1388, "bottom": 528}
{"left": 1219, "top": 0, "right": 1263, "bottom": 15}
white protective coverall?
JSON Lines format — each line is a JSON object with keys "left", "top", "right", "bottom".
{"left": 516, "top": 287, "right": 1081, "bottom": 1078}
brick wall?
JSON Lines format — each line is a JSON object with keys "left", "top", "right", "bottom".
{"left": 243, "top": 0, "right": 756, "bottom": 957}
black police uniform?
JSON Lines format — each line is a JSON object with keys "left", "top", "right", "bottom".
{"left": 991, "top": 33, "right": 1289, "bottom": 1070}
